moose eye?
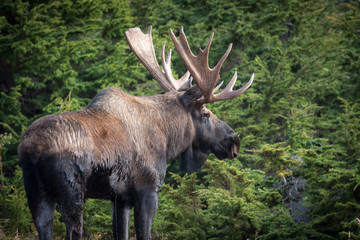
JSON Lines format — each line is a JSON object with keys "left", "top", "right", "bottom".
{"left": 201, "top": 112, "right": 210, "bottom": 118}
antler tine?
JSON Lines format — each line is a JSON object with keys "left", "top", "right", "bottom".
{"left": 125, "top": 26, "right": 173, "bottom": 91}
{"left": 170, "top": 27, "right": 233, "bottom": 102}
{"left": 213, "top": 81, "right": 224, "bottom": 93}
{"left": 214, "top": 43, "right": 232, "bottom": 75}
{"left": 161, "top": 43, "right": 191, "bottom": 91}
{"left": 125, "top": 26, "right": 191, "bottom": 92}
{"left": 208, "top": 72, "right": 254, "bottom": 103}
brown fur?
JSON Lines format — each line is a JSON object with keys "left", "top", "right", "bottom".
{"left": 19, "top": 87, "right": 195, "bottom": 197}
{"left": 18, "top": 85, "right": 240, "bottom": 240}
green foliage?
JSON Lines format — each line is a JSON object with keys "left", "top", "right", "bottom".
{"left": 199, "top": 160, "right": 265, "bottom": 240}
{"left": 0, "top": 166, "right": 33, "bottom": 235}
{"left": 154, "top": 173, "right": 207, "bottom": 240}
{"left": 1, "top": 0, "right": 359, "bottom": 239}
{"left": 83, "top": 199, "right": 113, "bottom": 239}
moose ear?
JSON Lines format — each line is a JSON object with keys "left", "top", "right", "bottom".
{"left": 180, "top": 144, "right": 208, "bottom": 172}
{"left": 179, "top": 85, "right": 203, "bottom": 107}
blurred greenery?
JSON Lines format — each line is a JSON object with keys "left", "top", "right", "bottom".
{"left": 0, "top": 0, "right": 359, "bottom": 239}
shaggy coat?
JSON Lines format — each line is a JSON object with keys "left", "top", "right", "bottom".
{"left": 18, "top": 26, "right": 251, "bottom": 240}
{"left": 19, "top": 86, "right": 240, "bottom": 240}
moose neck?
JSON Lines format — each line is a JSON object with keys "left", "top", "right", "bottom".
{"left": 143, "top": 92, "right": 196, "bottom": 162}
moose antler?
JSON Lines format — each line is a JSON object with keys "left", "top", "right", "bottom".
{"left": 125, "top": 26, "right": 191, "bottom": 92}
{"left": 125, "top": 26, "right": 254, "bottom": 101}
{"left": 170, "top": 27, "right": 254, "bottom": 103}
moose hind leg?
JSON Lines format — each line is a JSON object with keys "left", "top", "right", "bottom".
{"left": 22, "top": 162, "right": 56, "bottom": 240}
{"left": 58, "top": 191, "right": 84, "bottom": 240}
{"left": 56, "top": 171, "right": 85, "bottom": 240}
{"left": 31, "top": 198, "right": 56, "bottom": 240}
{"left": 134, "top": 189, "right": 158, "bottom": 240}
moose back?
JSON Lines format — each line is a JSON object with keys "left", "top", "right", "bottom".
{"left": 18, "top": 26, "right": 254, "bottom": 240}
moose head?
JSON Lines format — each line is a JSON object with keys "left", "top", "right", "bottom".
{"left": 125, "top": 26, "right": 254, "bottom": 172}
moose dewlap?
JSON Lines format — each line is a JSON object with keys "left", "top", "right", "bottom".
{"left": 18, "top": 26, "right": 254, "bottom": 240}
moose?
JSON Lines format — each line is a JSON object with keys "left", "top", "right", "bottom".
{"left": 18, "top": 26, "right": 254, "bottom": 240}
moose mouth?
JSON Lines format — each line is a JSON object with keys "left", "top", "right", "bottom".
{"left": 213, "top": 142, "right": 239, "bottom": 160}
{"left": 230, "top": 143, "right": 239, "bottom": 159}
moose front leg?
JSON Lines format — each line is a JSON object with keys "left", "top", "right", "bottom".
{"left": 112, "top": 197, "right": 132, "bottom": 240}
{"left": 133, "top": 188, "right": 159, "bottom": 240}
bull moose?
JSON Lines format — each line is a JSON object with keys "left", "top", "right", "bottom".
{"left": 18, "top": 26, "right": 254, "bottom": 240}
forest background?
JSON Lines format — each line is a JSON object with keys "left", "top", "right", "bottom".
{"left": 0, "top": 0, "right": 359, "bottom": 239}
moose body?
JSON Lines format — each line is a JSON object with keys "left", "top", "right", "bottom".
{"left": 18, "top": 27, "right": 254, "bottom": 240}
